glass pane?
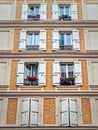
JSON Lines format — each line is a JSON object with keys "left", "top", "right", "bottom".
{"left": 65, "top": 7, "right": 69, "bottom": 16}
{"left": 60, "top": 34, "right": 64, "bottom": 46}
{"left": 61, "top": 65, "right": 66, "bottom": 79}
{"left": 60, "top": 7, "right": 64, "bottom": 16}
{"left": 66, "top": 34, "right": 72, "bottom": 45}
{"left": 32, "top": 65, "right": 38, "bottom": 78}
{"left": 35, "top": 7, "right": 39, "bottom": 14}
{"left": 27, "top": 34, "right": 33, "bottom": 45}
{"left": 68, "top": 64, "right": 73, "bottom": 78}
{"left": 29, "top": 7, "right": 34, "bottom": 16}
{"left": 34, "top": 34, "right": 39, "bottom": 45}
{"left": 25, "top": 65, "right": 31, "bottom": 78}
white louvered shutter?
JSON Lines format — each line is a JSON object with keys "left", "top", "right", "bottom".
{"left": 71, "top": 3, "right": 78, "bottom": 20}
{"left": 74, "top": 62, "right": 82, "bottom": 85}
{"left": 39, "top": 30, "right": 46, "bottom": 50}
{"left": 52, "top": 3, "right": 59, "bottom": 20}
{"left": 52, "top": 30, "right": 59, "bottom": 50}
{"left": 21, "top": 98, "right": 30, "bottom": 126}
{"left": 16, "top": 62, "right": 24, "bottom": 86}
{"left": 40, "top": 3, "right": 46, "bottom": 20}
{"left": 53, "top": 62, "right": 60, "bottom": 86}
{"left": 19, "top": 30, "right": 27, "bottom": 50}
{"left": 60, "top": 98, "right": 69, "bottom": 126}
{"left": 30, "top": 98, "right": 39, "bottom": 126}
{"left": 69, "top": 98, "right": 78, "bottom": 126}
{"left": 72, "top": 30, "right": 80, "bottom": 50}
{"left": 21, "top": 3, "right": 28, "bottom": 20}
{"left": 38, "top": 62, "right": 46, "bottom": 86}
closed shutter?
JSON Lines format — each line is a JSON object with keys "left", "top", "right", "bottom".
{"left": 69, "top": 98, "right": 78, "bottom": 126}
{"left": 52, "top": 3, "right": 59, "bottom": 20}
{"left": 21, "top": 98, "right": 30, "bottom": 126}
{"left": 38, "top": 62, "right": 46, "bottom": 86}
{"left": 21, "top": 3, "right": 28, "bottom": 20}
{"left": 19, "top": 30, "right": 27, "bottom": 50}
{"left": 60, "top": 98, "right": 69, "bottom": 126}
{"left": 16, "top": 62, "right": 24, "bottom": 86}
{"left": 53, "top": 61, "right": 60, "bottom": 86}
{"left": 71, "top": 3, "right": 78, "bottom": 20}
{"left": 30, "top": 98, "right": 39, "bottom": 126}
{"left": 74, "top": 62, "right": 82, "bottom": 85}
{"left": 72, "top": 30, "right": 80, "bottom": 50}
{"left": 40, "top": 3, "right": 46, "bottom": 20}
{"left": 39, "top": 30, "right": 46, "bottom": 50}
{"left": 52, "top": 30, "right": 59, "bottom": 50}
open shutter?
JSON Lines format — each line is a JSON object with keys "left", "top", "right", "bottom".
{"left": 52, "top": 30, "right": 59, "bottom": 50}
{"left": 40, "top": 3, "right": 46, "bottom": 20}
{"left": 53, "top": 61, "right": 60, "bottom": 86}
{"left": 38, "top": 62, "right": 46, "bottom": 86}
{"left": 19, "top": 30, "right": 27, "bottom": 50}
{"left": 52, "top": 3, "right": 59, "bottom": 20}
{"left": 71, "top": 3, "right": 78, "bottom": 20}
{"left": 16, "top": 62, "right": 24, "bottom": 86}
{"left": 30, "top": 98, "right": 39, "bottom": 126}
{"left": 39, "top": 30, "right": 46, "bottom": 50}
{"left": 60, "top": 98, "right": 69, "bottom": 126}
{"left": 69, "top": 98, "right": 78, "bottom": 126}
{"left": 74, "top": 62, "right": 82, "bottom": 85}
{"left": 21, "top": 3, "right": 28, "bottom": 20}
{"left": 72, "top": 30, "right": 80, "bottom": 50}
{"left": 21, "top": 98, "right": 30, "bottom": 126}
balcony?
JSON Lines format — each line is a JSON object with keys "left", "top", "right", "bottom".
{"left": 59, "top": 15, "right": 71, "bottom": 21}
{"left": 60, "top": 45, "right": 73, "bottom": 50}
{"left": 60, "top": 77, "right": 75, "bottom": 85}
{"left": 28, "top": 14, "right": 40, "bottom": 21}
{"left": 26, "top": 45, "right": 39, "bottom": 50}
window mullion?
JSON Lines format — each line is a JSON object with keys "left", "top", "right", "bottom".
{"left": 66, "top": 65, "right": 68, "bottom": 78}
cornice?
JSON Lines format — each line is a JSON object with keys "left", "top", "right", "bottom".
{"left": 0, "top": 20, "right": 98, "bottom": 28}
{"left": 0, "top": 51, "right": 98, "bottom": 59}
{"left": 0, "top": 91, "right": 98, "bottom": 96}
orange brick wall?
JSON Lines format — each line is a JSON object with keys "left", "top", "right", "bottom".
{"left": 6, "top": 98, "right": 18, "bottom": 124}
{"left": 81, "top": 98, "right": 92, "bottom": 124}
{"left": 43, "top": 98, "right": 56, "bottom": 124}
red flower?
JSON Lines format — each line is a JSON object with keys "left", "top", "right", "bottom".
{"left": 28, "top": 77, "right": 37, "bottom": 81}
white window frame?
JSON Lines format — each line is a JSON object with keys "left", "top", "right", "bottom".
{"left": 28, "top": 5, "right": 40, "bottom": 16}
{"left": 59, "top": 5, "right": 71, "bottom": 16}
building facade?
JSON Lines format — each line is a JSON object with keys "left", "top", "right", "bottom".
{"left": 0, "top": 0, "right": 98, "bottom": 129}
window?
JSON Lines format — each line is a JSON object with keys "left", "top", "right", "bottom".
{"left": 21, "top": 3, "right": 46, "bottom": 20}
{"left": 53, "top": 61, "right": 82, "bottom": 86}
{"left": 59, "top": 33, "right": 72, "bottom": 50}
{"left": 16, "top": 61, "right": 46, "bottom": 86}
{"left": 60, "top": 98, "right": 78, "bottom": 126}
{"left": 21, "top": 98, "right": 39, "bottom": 127}
{"left": 27, "top": 33, "right": 39, "bottom": 50}
{"left": 19, "top": 30, "right": 46, "bottom": 51}
{"left": 52, "top": 3, "right": 78, "bottom": 20}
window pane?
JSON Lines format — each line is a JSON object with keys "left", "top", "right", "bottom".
{"left": 32, "top": 65, "right": 38, "bottom": 78}
{"left": 35, "top": 7, "right": 39, "bottom": 14}
{"left": 29, "top": 7, "right": 34, "bottom": 16}
{"left": 66, "top": 34, "right": 72, "bottom": 45}
{"left": 65, "top": 7, "right": 69, "bottom": 16}
{"left": 34, "top": 34, "right": 39, "bottom": 45}
{"left": 61, "top": 65, "right": 66, "bottom": 79}
{"left": 25, "top": 65, "right": 31, "bottom": 78}
{"left": 27, "top": 34, "right": 33, "bottom": 45}
{"left": 68, "top": 64, "right": 73, "bottom": 78}
{"left": 60, "top": 7, "right": 64, "bottom": 16}
{"left": 60, "top": 34, "right": 64, "bottom": 46}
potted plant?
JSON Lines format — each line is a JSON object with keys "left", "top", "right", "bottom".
{"left": 28, "top": 76, "right": 37, "bottom": 82}
{"left": 60, "top": 76, "right": 75, "bottom": 85}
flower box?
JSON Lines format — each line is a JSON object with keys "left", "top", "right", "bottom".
{"left": 28, "top": 76, "right": 37, "bottom": 81}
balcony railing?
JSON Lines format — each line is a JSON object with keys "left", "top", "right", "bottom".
{"left": 26, "top": 45, "right": 39, "bottom": 50}
{"left": 59, "top": 15, "right": 71, "bottom": 21}
{"left": 24, "top": 78, "right": 38, "bottom": 86}
{"left": 28, "top": 14, "right": 40, "bottom": 20}
{"left": 60, "top": 45, "right": 73, "bottom": 50}
{"left": 60, "top": 77, "right": 75, "bottom": 85}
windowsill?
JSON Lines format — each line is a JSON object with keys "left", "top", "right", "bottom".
{"left": 0, "top": 50, "right": 12, "bottom": 53}
{"left": 55, "top": 50, "right": 78, "bottom": 53}
{"left": 20, "top": 50, "right": 44, "bottom": 53}
{"left": 19, "top": 85, "right": 42, "bottom": 91}
{"left": 56, "top": 85, "right": 80, "bottom": 91}
{"left": 0, "top": 85, "right": 9, "bottom": 88}
{"left": 86, "top": 50, "right": 98, "bottom": 53}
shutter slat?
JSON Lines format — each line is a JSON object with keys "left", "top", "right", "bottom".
{"left": 40, "top": 3, "right": 46, "bottom": 20}
{"left": 21, "top": 3, "right": 28, "bottom": 20}
{"left": 38, "top": 62, "right": 46, "bottom": 86}
{"left": 39, "top": 30, "right": 46, "bottom": 50}
{"left": 52, "top": 30, "right": 59, "bottom": 50}
{"left": 21, "top": 98, "right": 30, "bottom": 126}
{"left": 16, "top": 62, "right": 24, "bottom": 86}
{"left": 72, "top": 30, "right": 80, "bottom": 50}
{"left": 30, "top": 98, "right": 39, "bottom": 126}
{"left": 52, "top": 3, "right": 59, "bottom": 20}
{"left": 60, "top": 98, "right": 69, "bottom": 126}
{"left": 71, "top": 3, "right": 78, "bottom": 20}
{"left": 19, "top": 30, "right": 27, "bottom": 50}
{"left": 69, "top": 98, "right": 78, "bottom": 126}
{"left": 74, "top": 62, "right": 82, "bottom": 85}
{"left": 53, "top": 62, "right": 60, "bottom": 86}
